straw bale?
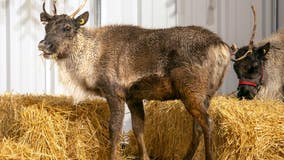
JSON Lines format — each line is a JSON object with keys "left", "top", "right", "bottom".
{"left": 0, "top": 94, "right": 117, "bottom": 160}
{"left": 125, "top": 96, "right": 284, "bottom": 160}
{"left": 210, "top": 96, "right": 284, "bottom": 160}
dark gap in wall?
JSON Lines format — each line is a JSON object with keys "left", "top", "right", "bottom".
{"left": 276, "top": 0, "right": 279, "bottom": 31}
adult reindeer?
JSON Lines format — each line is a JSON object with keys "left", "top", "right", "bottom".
{"left": 38, "top": 0, "right": 231, "bottom": 159}
{"left": 232, "top": 6, "right": 284, "bottom": 100}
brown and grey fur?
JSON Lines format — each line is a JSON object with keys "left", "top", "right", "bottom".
{"left": 38, "top": 8, "right": 230, "bottom": 160}
{"left": 255, "top": 29, "right": 284, "bottom": 100}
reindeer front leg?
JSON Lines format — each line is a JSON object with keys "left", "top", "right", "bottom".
{"left": 106, "top": 95, "right": 125, "bottom": 160}
{"left": 127, "top": 99, "right": 149, "bottom": 160}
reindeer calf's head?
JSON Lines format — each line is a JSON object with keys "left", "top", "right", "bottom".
{"left": 233, "top": 42, "right": 270, "bottom": 99}
{"left": 38, "top": 1, "right": 89, "bottom": 59}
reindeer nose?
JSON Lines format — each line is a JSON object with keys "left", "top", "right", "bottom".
{"left": 38, "top": 40, "right": 54, "bottom": 51}
{"left": 38, "top": 40, "right": 45, "bottom": 51}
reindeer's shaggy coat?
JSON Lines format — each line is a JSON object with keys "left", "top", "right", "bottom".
{"left": 255, "top": 29, "right": 284, "bottom": 100}
{"left": 57, "top": 26, "right": 230, "bottom": 102}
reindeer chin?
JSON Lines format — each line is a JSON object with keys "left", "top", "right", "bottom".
{"left": 40, "top": 52, "right": 58, "bottom": 59}
{"left": 237, "top": 87, "right": 257, "bottom": 100}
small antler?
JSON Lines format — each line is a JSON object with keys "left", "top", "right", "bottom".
{"left": 42, "top": 0, "right": 56, "bottom": 16}
{"left": 43, "top": 1, "right": 48, "bottom": 15}
{"left": 70, "top": 0, "right": 87, "bottom": 18}
{"left": 231, "top": 5, "right": 256, "bottom": 62}
{"left": 231, "top": 50, "right": 252, "bottom": 62}
{"left": 53, "top": 0, "right": 57, "bottom": 15}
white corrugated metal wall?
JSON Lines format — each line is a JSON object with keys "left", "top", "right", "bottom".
{"left": 0, "top": 0, "right": 280, "bottom": 95}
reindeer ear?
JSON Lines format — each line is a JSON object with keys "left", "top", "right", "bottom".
{"left": 40, "top": 12, "right": 52, "bottom": 22}
{"left": 75, "top": 11, "right": 89, "bottom": 26}
{"left": 257, "top": 42, "right": 270, "bottom": 57}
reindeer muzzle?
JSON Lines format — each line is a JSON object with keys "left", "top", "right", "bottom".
{"left": 38, "top": 40, "right": 57, "bottom": 59}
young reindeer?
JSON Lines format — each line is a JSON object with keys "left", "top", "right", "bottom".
{"left": 38, "top": 0, "right": 231, "bottom": 159}
{"left": 232, "top": 6, "right": 284, "bottom": 100}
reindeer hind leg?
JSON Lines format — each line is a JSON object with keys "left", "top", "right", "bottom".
{"left": 183, "top": 119, "right": 203, "bottom": 160}
{"left": 170, "top": 68, "right": 213, "bottom": 160}
{"left": 181, "top": 95, "right": 213, "bottom": 160}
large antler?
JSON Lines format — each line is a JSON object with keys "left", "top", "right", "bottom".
{"left": 231, "top": 5, "right": 256, "bottom": 62}
{"left": 70, "top": 0, "right": 88, "bottom": 18}
{"left": 52, "top": 0, "right": 57, "bottom": 15}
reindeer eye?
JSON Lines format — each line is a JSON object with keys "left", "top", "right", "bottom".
{"left": 63, "top": 24, "right": 71, "bottom": 32}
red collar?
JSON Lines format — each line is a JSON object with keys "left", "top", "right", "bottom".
{"left": 239, "top": 80, "right": 257, "bottom": 87}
